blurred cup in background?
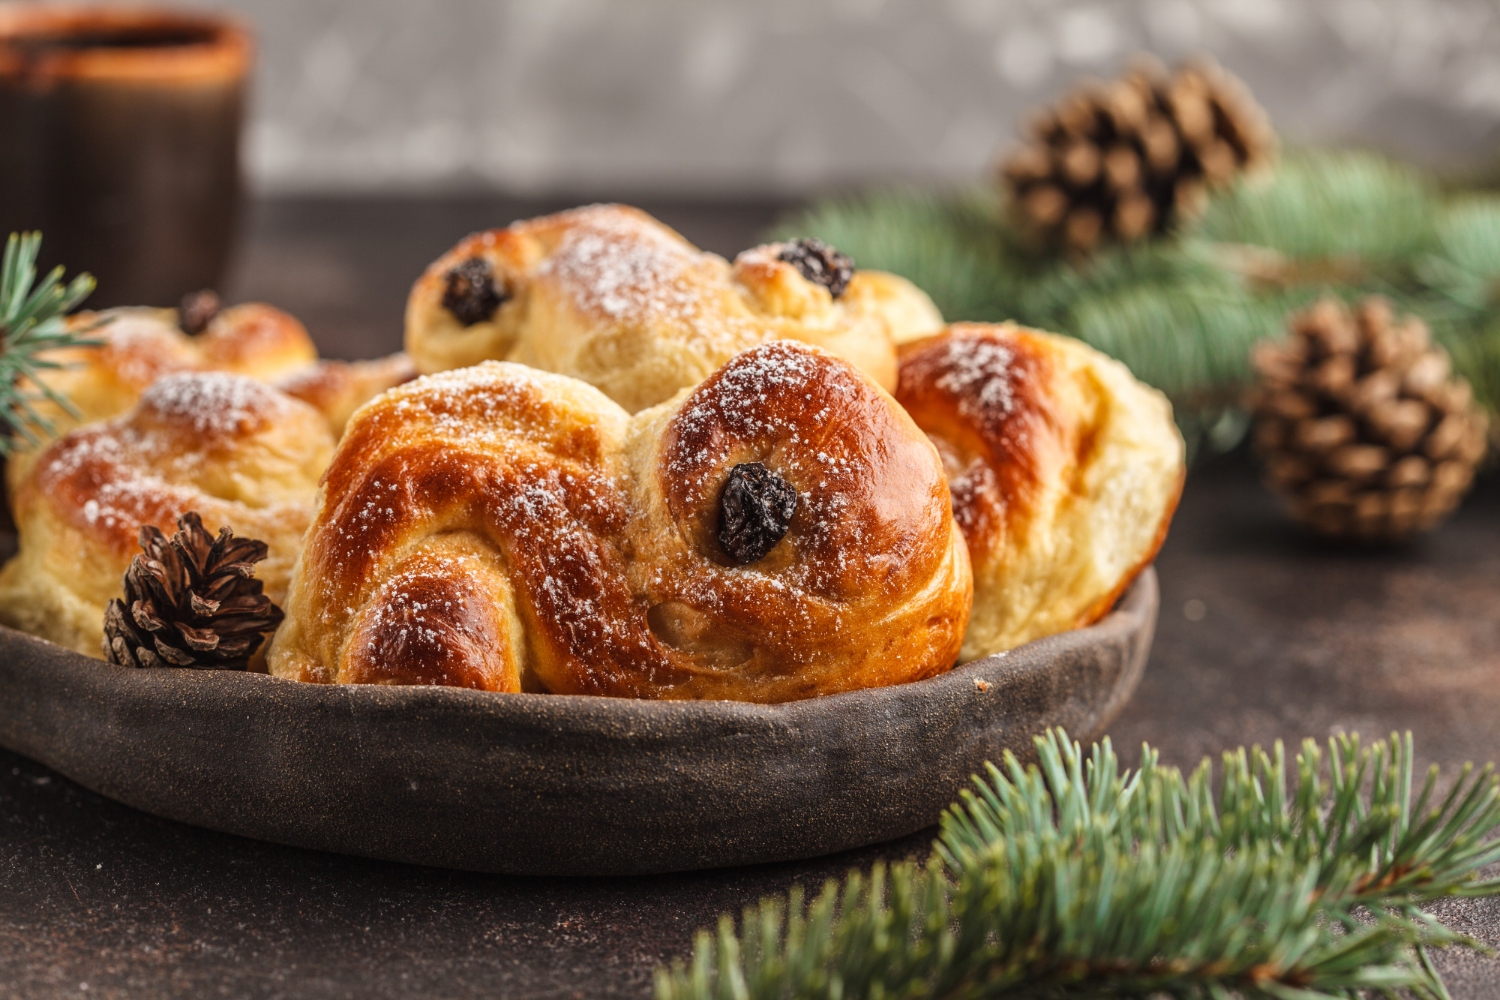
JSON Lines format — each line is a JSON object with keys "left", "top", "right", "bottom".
{"left": 0, "top": 5, "right": 250, "bottom": 307}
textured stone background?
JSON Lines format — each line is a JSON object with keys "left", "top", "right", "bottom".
{"left": 126, "top": 0, "right": 1500, "bottom": 193}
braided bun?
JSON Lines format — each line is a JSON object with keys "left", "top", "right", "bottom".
{"left": 404, "top": 204, "right": 942, "bottom": 413}
{"left": 269, "top": 342, "right": 970, "bottom": 701}
{"left": 897, "top": 323, "right": 1184, "bottom": 661}
{"left": 0, "top": 372, "right": 333, "bottom": 657}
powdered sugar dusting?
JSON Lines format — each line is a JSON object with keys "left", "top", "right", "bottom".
{"left": 669, "top": 342, "right": 846, "bottom": 465}
{"left": 140, "top": 372, "right": 293, "bottom": 437}
{"left": 934, "top": 336, "right": 1016, "bottom": 420}
{"left": 37, "top": 430, "right": 179, "bottom": 539}
{"left": 370, "top": 362, "right": 614, "bottom": 456}
{"left": 533, "top": 207, "right": 759, "bottom": 358}
{"left": 537, "top": 209, "right": 699, "bottom": 319}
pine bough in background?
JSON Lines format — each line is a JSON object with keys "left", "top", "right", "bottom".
{"left": 777, "top": 150, "right": 1500, "bottom": 459}
{"left": 657, "top": 730, "right": 1500, "bottom": 1000}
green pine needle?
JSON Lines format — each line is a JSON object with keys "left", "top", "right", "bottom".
{"left": 656, "top": 730, "right": 1500, "bottom": 1000}
{"left": 0, "top": 232, "right": 101, "bottom": 454}
{"left": 1195, "top": 150, "right": 1438, "bottom": 268}
{"left": 774, "top": 149, "right": 1500, "bottom": 459}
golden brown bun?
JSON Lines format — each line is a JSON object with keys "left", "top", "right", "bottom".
{"left": 897, "top": 323, "right": 1184, "bottom": 661}
{"left": 8, "top": 305, "right": 415, "bottom": 495}
{"left": 403, "top": 204, "right": 943, "bottom": 413}
{"left": 274, "top": 353, "right": 419, "bottom": 435}
{"left": 269, "top": 342, "right": 971, "bottom": 701}
{"left": 0, "top": 373, "right": 334, "bottom": 657}
{"left": 26, "top": 303, "right": 318, "bottom": 431}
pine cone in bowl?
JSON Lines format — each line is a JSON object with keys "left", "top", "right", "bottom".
{"left": 102, "top": 512, "right": 284, "bottom": 670}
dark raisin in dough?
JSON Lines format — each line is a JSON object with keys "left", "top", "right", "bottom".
{"left": 718, "top": 462, "right": 798, "bottom": 564}
{"left": 179, "top": 289, "right": 222, "bottom": 336}
{"left": 442, "top": 257, "right": 508, "bottom": 327}
{"left": 777, "top": 238, "right": 855, "bottom": 299}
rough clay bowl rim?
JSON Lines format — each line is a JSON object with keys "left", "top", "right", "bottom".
{"left": 0, "top": 568, "right": 1158, "bottom": 876}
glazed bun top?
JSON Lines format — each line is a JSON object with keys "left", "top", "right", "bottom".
{"left": 404, "top": 204, "right": 943, "bottom": 413}
{"left": 26, "top": 303, "right": 318, "bottom": 433}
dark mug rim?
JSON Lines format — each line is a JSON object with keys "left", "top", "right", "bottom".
{"left": 0, "top": 4, "right": 251, "bottom": 83}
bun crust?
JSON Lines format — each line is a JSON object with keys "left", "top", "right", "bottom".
{"left": 269, "top": 343, "right": 971, "bottom": 701}
{"left": 0, "top": 373, "right": 334, "bottom": 657}
{"left": 28, "top": 304, "right": 318, "bottom": 432}
{"left": 404, "top": 205, "right": 942, "bottom": 413}
{"left": 13, "top": 304, "right": 413, "bottom": 455}
{"left": 273, "top": 353, "right": 419, "bottom": 435}
{"left": 897, "top": 323, "right": 1184, "bottom": 661}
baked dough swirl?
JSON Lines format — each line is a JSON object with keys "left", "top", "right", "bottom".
{"left": 0, "top": 372, "right": 334, "bottom": 657}
{"left": 897, "top": 323, "right": 1184, "bottom": 661}
{"left": 404, "top": 204, "right": 943, "bottom": 413}
{"left": 268, "top": 342, "right": 971, "bottom": 701}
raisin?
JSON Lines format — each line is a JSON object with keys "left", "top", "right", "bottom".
{"left": 442, "top": 257, "right": 507, "bottom": 326}
{"left": 718, "top": 463, "right": 797, "bottom": 564}
{"left": 179, "top": 289, "right": 221, "bottom": 336}
{"left": 778, "top": 238, "right": 855, "bottom": 299}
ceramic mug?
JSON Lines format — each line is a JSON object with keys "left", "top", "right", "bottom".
{"left": 0, "top": 5, "right": 251, "bottom": 306}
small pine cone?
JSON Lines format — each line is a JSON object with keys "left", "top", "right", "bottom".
{"left": 1250, "top": 297, "right": 1490, "bottom": 542}
{"left": 1000, "top": 56, "right": 1275, "bottom": 253}
{"left": 102, "top": 512, "right": 285, "bottom": 670}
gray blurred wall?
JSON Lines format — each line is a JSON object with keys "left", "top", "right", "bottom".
{"left": 171, "top": 0, "right": 1500, "bottom": 194}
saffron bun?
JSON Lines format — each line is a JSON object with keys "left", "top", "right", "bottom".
{"left": 10, "top": 304, "right": 411, "bottom": 481}
{"left": 403, "top": 204, "right": 943, "bottom": 413}
{"left": 268, "top": 342, "right": 971, "bottom": 701}
{"left": 896, "top": 323, "right": 1184, "bottom": 662}
{"left": 22, "top": 304, "right": 318, "bottom": 433}
{"left": 0, "top": 373, "right": 333, "bottom": 657}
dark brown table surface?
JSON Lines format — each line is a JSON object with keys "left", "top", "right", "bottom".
{"left": 2, "top": 198, "right": 1498, "bottom": 999}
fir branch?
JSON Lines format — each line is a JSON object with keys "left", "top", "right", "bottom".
{"left": 941, "top": 731, "right": 1500, "bottom": 911}
{"left": 656, "top": 731, "right": 1500, "bottom": 1000}
{"left": 1194, "top": 150, "right": 1440, "bottom": 271}
{"left": 0, "top": 232, "right": 101, "bottom": 454}
{"left": 775, "top": 148, "right": 1500, "bottom": 454}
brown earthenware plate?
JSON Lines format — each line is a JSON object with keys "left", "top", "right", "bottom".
{"left": 0, "top": 568, "right": 1157, "bottom": 876}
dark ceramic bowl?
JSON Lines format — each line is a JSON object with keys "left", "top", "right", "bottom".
{"left": 0, "top": 568, "right": 1157, "bottom": 875}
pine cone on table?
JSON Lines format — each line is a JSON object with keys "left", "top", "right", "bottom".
{"left": 1000, "top": 57, "right": 1275, "bottom": 253}
{"left": 102, "top": 512, "right": 285, "bottom": 669}
{"left": 1250, "top": 297, "right": 1490, "bottom": 542}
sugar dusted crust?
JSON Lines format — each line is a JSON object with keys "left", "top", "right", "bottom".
{"left": 404, "top": 204, "right": 943, "bottom": 414}
{"left": 897, "top": 323, "right": 1185, "bottom": 661}
{"left": 31, "top": 304, "right": 318, "bottom": 430}
{"left": 10, "top": 305, "right": 413, "bottom": 490}
{"left": 268, "top": 344, "right": 971, "bottom": 701}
